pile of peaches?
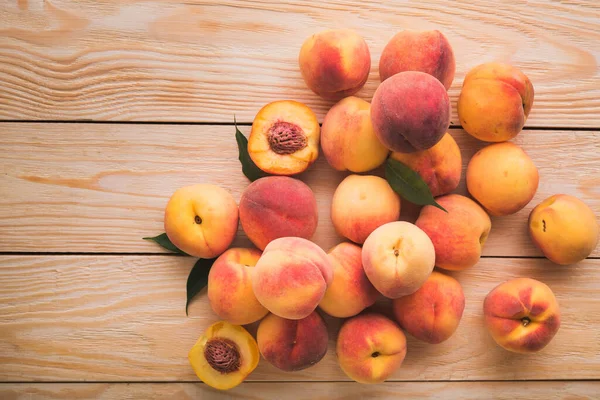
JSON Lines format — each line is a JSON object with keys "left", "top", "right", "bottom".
{"left": 159, "top": 29, "right": 599, "bottom": 390}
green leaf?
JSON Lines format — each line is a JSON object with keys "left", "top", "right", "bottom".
{"left": 186, "top": 257, "right": 217, "bottom": 315}
{"left": 143, "top": 233, "right": 189, "bottom": 255}
{"left": 235, "top": 116, "right": 268, "bottom": 182}
{"left": 385, "top": 158, "right": 448, "bottom": 212}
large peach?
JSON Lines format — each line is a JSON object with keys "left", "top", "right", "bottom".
{"left": 390, "top": 132, "right": 462, "bottom": 197}
{"left": 336, "top": 313, "right": 407, "bottom": 384}
{"left": 321, "top": 96, "right": 389, "bottom": 172}
{"left": 207, "top": 248, "right": 268, "bottom": 325}
{"left": 371, "top": 71, "right": 450, "bottom": 153}
{"left": 458, "top": 62, "right": 534, "bottom": 142}
{"left": 416, "top": 194, "right": 491, "bottom": 271}
{"left": 467, "top": 142, "right": 539, "bottom": 216}
{"left": 362, "top": 221, "right": 435, "bottom": 298}
{"left": 248, "top": 100, "right": 320, "bottom": 176}
{"left": 393, "top": 271, "right": 465, "bottom": 344}
{"left": 379, "top": 30, "right": 456, "bottom": 90}
{"left": 257, "top": 311, "right": 328, "bottom": 371}
{"left": 529, "top": 194, "right": 599, "bottom": 265}
{"left": 188, "top": 321, "right": 259, "bottom": 390}
{"left": 331, "top": 175, "right": 401, "bottom": 244}
{"left": 299, "top": 29, "right": 371, "bottom": 100}
{"left": 319, "top": 242, "right": 379, "bottom": 318}
{"left": 164, "top": 184, "right": 238, "bottom": 258}
{"left": 239, "top": 176, "right": 318, "bottom": 250}
{"left": 252, "top": 237, "right": 333, "bottom": 320}
{"left": 484, "top": 278, "right": 561, "bottom": 353}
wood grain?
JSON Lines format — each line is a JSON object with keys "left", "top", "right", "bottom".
{"left": 2, "top": 382, "right": 599, "bottom": 400}
{"left": 1, "top": 0, "right": 599, "bottom": 125}
{"left": 1, "top": 124, "right": 598, "bottom": 257}
{"left": 1, "top": 255, "right": 599, "bottom": 382}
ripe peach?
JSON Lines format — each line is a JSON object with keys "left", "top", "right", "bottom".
{"left": 392, "top": 271, "right": 465, "bottom": 344}
{"left": 164, "top": 184, "right": 238, "bottom": 258}
{"left": 188, "top": 321, "right": 259, "bottom": 390}
{"left": 299, "top": 29, "right": 371, "bottom": 100}
{"left": 321, "top": 96, "right": 389, "bottom": 172}
{"left": 371, "top": 71, "right": 450, "bottom": 153}
{"left": 252, "top": 237, "right": 333, "bottom": 320}
{"left": 207, "top": 248, "right": 268, "bottom": 325}
{"left": 467, "top": 142, "right": 539, "bottom": 216}
{"left": 239, "top": 176, "right": 318, "bottom": 250}
{"left": 484, "top": 278, "right": 561, "bottom": 353}
{"left": 379, "top": 30, "right": 456, "bottom": 90}
{"left": 319, "top": 242, "right": 379, "bottom": 318}
{"left": 257, "top": 311, "right": 328, "bottom": 371}
{"left": 416, "top": 194, "right": 491, "bottom": 271}
{"left": 362, "top": 221, "right": 435, "bottom": 298}
{"left": 529, "top": 194, "right": 599, "bottom": 265}
{"left": 336, "top": 313, "right": 407, "bottom": 384}
{"left": 331, "top": 175, "right": 401, "bottom": 244}
{"left": 458, "top": 62, "right": 534, "bottom": 142}
{"left": 390, "top": 132, "right": 462, "bottom": 197}
{"left": 248, "top": 100, "right": 320, "bottom": 176}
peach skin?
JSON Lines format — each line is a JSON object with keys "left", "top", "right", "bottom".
{"left": 393, "top": 271, "right": 465, "bottom": 344}
{"left": 164, "top": 184, "right": 238, "bottom": 258}
{"left": 321, "top": 96, "right": 389, "bottom": 173}
{"left": 336, "top": 313, "right": 407, "bottom": 384}
{"left": 319, "top": 242, "right": 379, "bottom": 318}
{"left": 483, "top": 278, "right": 561, "bottom": 353}
{"left": 257, "top": 311, "right": 328, "bottom": 371}
{"left": 252, "top": 237, "right": 333, "bottom": 320}
{"left": 299, "top": 29, "right": 371, "bottom": 100}
{"left": 248, "top": 100, "right": 320, "bottom": 176}
{"left": 529, "top": 194, "right": 599, "bottom": 265}
{"left": 207, "top": 248, "right": 268, "bottom": 325}
{"left": 458, "top": 62, "right": 534, "bottom": 142}
{"left": 390, "top": 132, "right": 462, "bottom": 197}
{"left": 239, "top": 176, "right": 318, "bottom": 250}
{"left": 416, "top": 194, "right": 491, "bottom": 271}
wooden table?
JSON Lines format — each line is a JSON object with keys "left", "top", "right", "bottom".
{"left": 1, "top": 1, "right": 599, "bottom": 399}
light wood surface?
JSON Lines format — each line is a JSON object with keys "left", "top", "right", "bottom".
{"left": 1, "top": 256, "right": 598, "bottom": 382}
{"left": 1, "top": 124, "right": 598, "bottom": 256}
{"left": 2, "top": 382, "right": 599, "bottom": 400}
{"left": 1, "top": 1, "right": 599, "bottom": 125}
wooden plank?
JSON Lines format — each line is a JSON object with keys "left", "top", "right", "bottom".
{"left": 0, "top": 0, "right": 599, "bottom": 126}
{"left": 2, "top": 382, "right": 599, "bottom": 400}
{"left": 1, "top": 124, "right": 598, "bottom": 257}
{"left": 1, "top": 255, "right": 598, "bottom": 382}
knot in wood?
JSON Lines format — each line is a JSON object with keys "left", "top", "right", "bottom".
{"left": 204, "top": 338, "right": 241, "bottom": 374}
{"left": 268, "top": 121, "right": 307, "bottom": 155}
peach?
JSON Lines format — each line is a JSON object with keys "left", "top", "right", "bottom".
{"left": 331, "top": 175, "right": 401, "bottom": 244}
{"left": 484, "top": 278, "right": 561, "bottom": 353}
{"left": 529, "top": 194, "right": 599, "bottom": 265}
{"left": 252, "top": 237, "right": 333, "bottom": 320}
{"left": 257, "top": 311, "right": 328, "bottom": 371}
{"left": 299, "top": 29, "right": 371, "bottom": 100}
{"left": 319, "top": 242, "right": 379, "bottom": 318}
{"left": 362, "top": 221, "right": 435, "bottom": 298}
{"left": 188, "top": 321, "right": 259, "bottom": 390}
{"left": 392, "top": 271, "right": 465, "bottom": 344}
{"left": 416, "top": 194, "right": 491, "bottom": 271}
{"left": 248, "top": 100, "right": 320, "bottom": 176}
{"left": 207, "top": 248, "right": 268, "bottom": 325}
{"left": 390, "top": 132, "right": 462, "bottom": 197}
{"left": 379, "top": 30, "right": 456, "bottom": 90}
{"left": 239, "top": 176, "right": 318, "bottom": 250}
{"left": 467, "top": 142, "right": 539, "bottom": 216}
{"left": 371, "top": 71, "right": 450, "bottom": 153}
{"left": 336, "top": 313, "right": 407, "bottom": 384}
{"left": 321, "top": 96, "right": 389, "bottom": 172}
{"left": 164, "top": 184, "right": 238, "bottom": 258}
{"left": 458, "top": 62, "right": 534, "bottom": 142}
